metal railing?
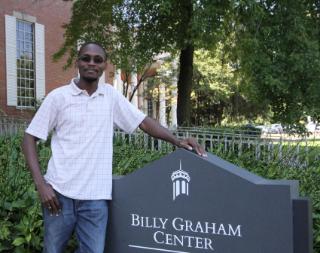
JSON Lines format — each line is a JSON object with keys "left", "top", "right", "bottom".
{"left": 1, "top": 117, "right": 319, "bottom": 168}
{"left": 114, "top": 127, "right": 320, "bottom": 168}
{"left": 0, "top": 117, "right": 29, "bottom": 136}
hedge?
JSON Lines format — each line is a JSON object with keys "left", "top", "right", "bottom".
{"left": 0, "top": 134, "right": 319, "bottom": 252}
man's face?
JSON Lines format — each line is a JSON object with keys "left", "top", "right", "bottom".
{"left": 77, "top": 44, "right": 107, "bottom": 83}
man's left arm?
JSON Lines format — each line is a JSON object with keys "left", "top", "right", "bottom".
{"left": 139, "top": 116, "right": 206, "bottom": 157}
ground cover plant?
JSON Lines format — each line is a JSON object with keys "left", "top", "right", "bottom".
{"left": 0, "top": 134, "right": 319, "bottom": 252}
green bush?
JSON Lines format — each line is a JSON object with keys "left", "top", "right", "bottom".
{"left": 0, "top": 134, "right": 167, "bottom": 252}
{"left": 0, "top": 134, "right": 43, "bottom": 252}
{"left": 0, "top": 134, "right": 319, "bottom": 252}
{"left": 112, "top": 137, "right": 168, "bottom": 175}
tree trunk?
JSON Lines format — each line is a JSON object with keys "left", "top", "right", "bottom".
{"left": 177, "top": 44, "right": 194, "bottom": 126}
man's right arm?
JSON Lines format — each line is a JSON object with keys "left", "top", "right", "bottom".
{"left": 22, "top": 133, "right": 61, "bottom": 215}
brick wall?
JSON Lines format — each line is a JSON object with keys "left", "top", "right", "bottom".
{"left": 0, "top": 0, "right": 115, "bottom": 118}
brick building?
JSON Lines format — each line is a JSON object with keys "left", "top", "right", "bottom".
{"left": 0, "top": 0, "right": 115, "bottom": 119}
{"left": 1, "top": 0, "right": 177, "bottom": 126}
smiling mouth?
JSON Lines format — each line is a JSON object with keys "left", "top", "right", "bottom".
{"left": 86, "top": 69, "right": 98, "bottom": 74}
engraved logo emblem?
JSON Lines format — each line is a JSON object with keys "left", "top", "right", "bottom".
{"left": 171, "top": 160, "right": 191, "bottom": 201}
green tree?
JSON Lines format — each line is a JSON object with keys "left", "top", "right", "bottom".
{"left": 57, "top": 0, "right": 320, "bottom": 129}
{"left": 191, "top": 48, "right": 234, "bottom": 125}
{"left": 225, "top": 0, "right": 320, "bottom": 130}
{"left": 109, "top": 0, "right": 233, "bottom": 125}
{"left": 191, "top": 47, "right": 269, "bottom": 126}
{"left": 54, "top": 0, "right": 156, "bottom": 101}
{"left": 55, "top": 0, "right": 232, "bottom": 126}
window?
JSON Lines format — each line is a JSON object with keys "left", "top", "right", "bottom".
{"left": 5, "top": 14, "right": 45, "bottom": 108}
{"left": 16, "top": 20, "right": 35, "bottom": 108}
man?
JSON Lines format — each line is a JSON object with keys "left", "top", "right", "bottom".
{"left": 22, "top": 42, "right": 206, "bottom": 253}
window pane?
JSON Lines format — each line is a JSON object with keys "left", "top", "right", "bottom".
{"left": 20, "top": 79, "right": 25, "bottom": 88}
{"left": 19, "top": 41, "right": 24, "bottom": 50}
{"left": 26, "top": 52, "right": 33, "bottom": 60}
{"left": 20, "top": 89, "right": 26, "bottom": 97}
{"left": 16, "top": 20, "right": 35, "bottom": 108}
{"left": 17, "top": 31, "right": 23, "bottom": 40}
{"left": 20, "top": 69, "right": 25, "bottom": 78}
{"left": 29, "top": 80, "right": 34, "bottom": 89}
{"left": 25, "top": 32, "right": 32, "bottom": 41}
{"left": 24, "top": 22, "right": 31, "bottom": 32}
{"left": 17, "top": 22, "right": 23, "bottom": 30}
{"left": 25, "top": 42, "right": 31, "bottom": 53}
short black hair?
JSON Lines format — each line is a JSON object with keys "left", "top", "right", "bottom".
{"left": 78, "top": 41, "right": 107, "bottom": 61}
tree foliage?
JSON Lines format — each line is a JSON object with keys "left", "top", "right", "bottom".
{"left": 191, "top": 47, "right": 269, "bottom": 126}
{"left": 226, "top": 0, "right": 320, "bottom": 130}
{"left": 122, "top": 0, "right": 232, "bottom": 125}
{"left": 191, "top": 48, "right": 234, "bottom": 125}
{"left": 54, "top": 0, "right": 157, "bottom": 102}
{"left": 55, "top": 0, "right": 231, "bottom": 126}
{"left": 57, "top": 0, "right": 320, "bottom": 129}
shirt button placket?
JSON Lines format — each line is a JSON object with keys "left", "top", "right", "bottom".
{"left": 85, "top": 95, "right": 90, "bottom": 112}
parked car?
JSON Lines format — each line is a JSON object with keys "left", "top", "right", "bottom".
{"left": 256, "top": 124, "right": 283, "bottom": 134}
{"left": 306, "top": 122, "right": 320, "bottom": 132}
{"left": 269, "top": 124, "right": 283, "bottom": 134}
{"left": 255, "top": 125, "right": 269, "bottom": 134}
{"left": 239, "top": 124, "right": 262, "bottom": 136}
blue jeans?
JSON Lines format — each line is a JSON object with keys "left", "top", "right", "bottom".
{"left": 42, "top": 191, "right": 108, "bottom": 253}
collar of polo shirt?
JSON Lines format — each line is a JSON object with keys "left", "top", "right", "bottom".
{"left": 70, "top": 78, "right": 105, "bottom": 97}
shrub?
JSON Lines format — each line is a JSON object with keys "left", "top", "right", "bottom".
{"left": 0, "top": 134, "right": 319, "bottom": 252}
{"left": 0, "top": 134, "right": 43, "bottom": 252}
{"left": 0, "top": 134, "right": 166, "bottom": 252}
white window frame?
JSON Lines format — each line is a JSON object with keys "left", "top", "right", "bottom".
{"left": 5, "top": 13, "right": 45, "bottom": 108}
